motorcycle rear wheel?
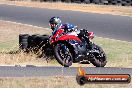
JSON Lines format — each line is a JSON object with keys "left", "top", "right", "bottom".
{"left": 91, "top": 45, "right": 107, "bottom": 67}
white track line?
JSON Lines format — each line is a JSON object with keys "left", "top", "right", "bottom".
{"left": 0, "top": 2, "right": 132, "bottom": 18}
{"left": 0, "top": 19, "right": 50, "bottom": 30}
{"left": 95, "top": 36, "right": 132, "bottom": 44}
{"left": 1, "top": 19, "right": 132, "bottom": 43}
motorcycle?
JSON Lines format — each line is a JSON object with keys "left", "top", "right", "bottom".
{"left": 48, "top": 28, "right": 107, "bottom": 67}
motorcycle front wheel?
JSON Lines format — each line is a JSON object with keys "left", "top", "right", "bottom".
{"left": 54, "top": 42, "right": 73, "bottom": 67}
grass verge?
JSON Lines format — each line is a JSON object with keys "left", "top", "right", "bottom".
{"left": 0, "top": 20, "right": 132, "bottom": 67}
{"left": 0, "top": 77, "right": 131, "bottom": 88}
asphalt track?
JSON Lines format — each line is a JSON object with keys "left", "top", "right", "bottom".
{"left": 0, "top": 4, "right": 132, "bottom": 76}
{"left": 0, "top": 4, "right": 132, "bottom": 42}
{"left": 0, "top": 66, "right": 131, "bottom": 77}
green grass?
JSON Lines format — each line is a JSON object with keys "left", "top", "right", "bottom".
{"left": 0, "top": 40, "right": 18, "bottom": 52}
{"left": 0, "top": 37, "right": 132, "bottom": 67}
{"left": 93, "top": 37, "right": 132, "bottom": 67}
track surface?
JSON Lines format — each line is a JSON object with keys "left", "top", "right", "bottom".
{"left": 0, "top": 66, "right": 132, "bottom": 77}
{"left": 0, "top": 4, "right": 132, "bottom": 76}
{"left": 0, "top": 4, "right": 132, "bottom": 42}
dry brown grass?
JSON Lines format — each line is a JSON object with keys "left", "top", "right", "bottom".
{"left": 0, "top": 20, "right": 58, "bottom": 66}
{"left": 0, "top": 77, "right": 131, "bottom": 88}
{"left": 0, "top": 20, "right": 88, "bottom": 67}
{"left": 1, "top": 1, "right": 132, "bottom": 16}
{"left": 0, "top": 20, "right": 51, "bottom": 43}
{"left": 0, "top": 4, "right": 131, "bottom": 87}
{"left": 0, "top": 20, "right": 132, "bottom": 67}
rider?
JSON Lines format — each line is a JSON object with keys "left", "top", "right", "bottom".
{"left": 49, "top": 17, "right": 77, "bottom": 35}
{"left": 49, "top": 17, "right": 92, "bottom": 49}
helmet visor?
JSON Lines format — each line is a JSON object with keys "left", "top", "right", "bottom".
{"left": 49, "top": 23, "right": 56, "bottom": 31}
{"left": 50, "top": 23, "right": 56, "bottom": 27}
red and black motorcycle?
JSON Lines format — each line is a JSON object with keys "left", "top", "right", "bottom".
{"left": 49, "top": 29, "right": 107, "bottom": 67}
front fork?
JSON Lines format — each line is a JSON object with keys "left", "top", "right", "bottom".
{"left": 61, "top": 44, "right": 69, "bottom": 54}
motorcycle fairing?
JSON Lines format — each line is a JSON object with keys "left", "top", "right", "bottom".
{"left": 67, "top": 40, "right": 87, "bottom": 62}
{"left": 50, "top": 29, "right": 81, "bottom": 45}
{"left": 88, "top": 32, "right": 94, "bottom": 39}
{"left": 57, "top": 35, "right": 81, "bottom": 42}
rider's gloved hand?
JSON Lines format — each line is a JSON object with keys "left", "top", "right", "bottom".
{"left": 78, "top": 29, "right": 89, "bottom": 37}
